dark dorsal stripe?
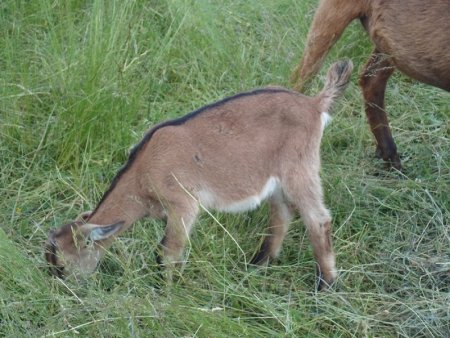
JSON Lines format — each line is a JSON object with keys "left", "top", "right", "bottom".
{"left": 91, "top": 87, "right": 292, "bottom": 215}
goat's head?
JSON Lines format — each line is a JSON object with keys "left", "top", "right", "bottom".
{"left": 45, "top": 211, "right": 124, "bottom": 278}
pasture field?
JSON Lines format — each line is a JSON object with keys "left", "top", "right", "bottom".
{"left": 1, "top": 0, "right": 448, "bottom": 336}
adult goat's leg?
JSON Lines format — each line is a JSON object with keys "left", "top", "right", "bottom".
{"left": 291, "top": 0, "right": 361, "bottom": 90}
{"left": 359, "top": 50, "right": 401, "bottom": 170}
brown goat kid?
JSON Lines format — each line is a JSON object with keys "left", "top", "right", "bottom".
{"left": 291, "top": 0, "right": 450, "bottom": 169}
{"left": 45, "top": 60, "right": 353, "bottom": 290}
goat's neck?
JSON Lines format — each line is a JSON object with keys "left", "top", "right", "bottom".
{"left": 88, "top": 170, "right": 147, "bottom": 228}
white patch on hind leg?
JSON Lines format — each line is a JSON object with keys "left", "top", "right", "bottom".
{"left": 321, "top": 112, "right": 332, "bottom": 130}
{"left": 326, "top": 253, "right": 337, "bottom": 279}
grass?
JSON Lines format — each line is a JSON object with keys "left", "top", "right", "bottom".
{"left": 0, "top": 0, "right": 449, "bottom": 336}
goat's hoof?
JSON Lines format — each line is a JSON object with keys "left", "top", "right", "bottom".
{"left": 317, "top": 276, "right": 334, "bottom": 292}
{"left": 387, "top": 158, "right": 402, "bottom": 171}
{"left": 382, "top": 156, "right": 402, "bottom": 172}
{"left": 374, "top": 146, "right": 403, "bottom": 171}
{"left": 249, "top": 256, "right": 270, "bottom": 267}
{"left": 316, "top": 269, "right": 335, "bottom": 291}
{"left": 249, "top": 240, "right": 274, "bottom": 266}
{"left": 249, "top": 250, "right": 272, "bottom": 266}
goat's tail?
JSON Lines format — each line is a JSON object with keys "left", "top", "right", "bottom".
{"left": 317, "top": 59, "right": 353, "bottom": 112}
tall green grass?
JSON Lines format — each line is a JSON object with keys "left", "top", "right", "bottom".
{"left": 1, "top": 0, "right": 448, "bottom": 336}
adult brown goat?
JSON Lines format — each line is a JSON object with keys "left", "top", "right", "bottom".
{"left": 45, "top": 60, "right": 353, "bottom": 290}
{"left": 291, "top": 0, "right": 450, "bottom": 169}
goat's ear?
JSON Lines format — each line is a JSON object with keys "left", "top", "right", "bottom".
{"left": 87, "top": 222, "right": 125, "bottom": 241}
{"left": 76, "top": 210, "right": 93, "bottom": 222}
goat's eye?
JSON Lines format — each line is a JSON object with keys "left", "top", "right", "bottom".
{"left": 84, "top": 237, "right": 94, "bottom": 248}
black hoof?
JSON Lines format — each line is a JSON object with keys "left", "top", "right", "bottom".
{"left": 316, "top": 268, "right": 335, "bottom": 291}
{"left": 317, "top": 278, "right": 334, "bottom": 292}
{"left": 250, "top": 252, "right": 270, "bottom": 266}
{"left": 374, "top": 146, "right": 403, "bottom": 171}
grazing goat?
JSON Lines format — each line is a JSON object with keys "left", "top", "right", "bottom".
{"left": 45, "top": 60, "right": 353, "bottom": 290}
{"left": 291, "top": 0, "right": 450, "bottom": 169}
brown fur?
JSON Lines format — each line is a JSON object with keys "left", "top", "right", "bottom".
{"left": 291, "top": 0, "right": 450, "bottom": 169}
{"left": 45, "top": 60, "right": 353, "bottom": 290}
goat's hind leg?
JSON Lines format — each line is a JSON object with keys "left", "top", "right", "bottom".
{"left": 283, "top": 174, "right": 336, "bottom": 290}
{"left": 291, "top": 0, "right": 361, "bottom": 90}
{"left": 360, "top": 50, "right": 401, "bottom": 170}
{"left": 250, "top": 190, "right": 294, "bottom": 265}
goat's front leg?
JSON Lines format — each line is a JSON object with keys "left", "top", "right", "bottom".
{"left": 156, "top": 200, "right": 199, "bottom": 281}
{"left": 359, "top": 50, "right": 401, "bottom": 170}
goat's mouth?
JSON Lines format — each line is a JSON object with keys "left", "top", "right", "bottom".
{"left": 49, "top": 264, "right": 65, "bottom": 278}
{"left": 44, "top": 238, "right": 65, "bottom": 278}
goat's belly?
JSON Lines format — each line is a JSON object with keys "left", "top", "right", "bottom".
{"left": 196, "top": 176, "right": 280, "bottom": 213}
